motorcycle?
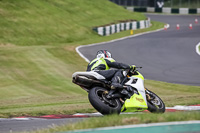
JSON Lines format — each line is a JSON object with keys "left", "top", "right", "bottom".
{"left": 72, "top": 67, "right": 165, "bottom": 115}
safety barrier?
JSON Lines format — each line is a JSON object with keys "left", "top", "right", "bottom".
{"left": 126, "top": 7, "right": 200, "bottom": 14}
{"left": 93, "top": 18, "right": 151, "bottom": 36}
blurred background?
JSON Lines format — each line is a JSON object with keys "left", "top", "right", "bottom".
{"left": 109, "top": 0, "right": 200, "bottom": 8}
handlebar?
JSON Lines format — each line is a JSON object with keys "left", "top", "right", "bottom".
{"left": 120, "top": 66, "right": 142, "bottom": 85}
{"left": 126, "top": 66, "right": 142, "bottom": 74}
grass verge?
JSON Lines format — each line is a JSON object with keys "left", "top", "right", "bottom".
{"left": 199, "top": 45, "right": 200, "bottom": 53}
{"left": 0, "top": 0, "right": 146, "bottom": 46}
{"left": 32, "top": 111, "right": 200, "bottom": 133}
{"left": 0, "top": 0, "right": 200, "bottom": 120}
{"left": 0, "top": 21, "right": 166, "bottom": 118}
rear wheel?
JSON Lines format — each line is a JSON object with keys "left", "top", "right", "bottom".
{"left": 88, "top": 87, "right": 121, "bottom": 115}
{"left": 146, "top": 89, "right": 165, "bottom": 113}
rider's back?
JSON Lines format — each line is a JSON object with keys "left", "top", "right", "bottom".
{"left": 86, "top": 57, "right": 115, "bottom": 71}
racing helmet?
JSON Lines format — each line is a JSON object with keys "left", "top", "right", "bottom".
{"left": 96, "top": 50, "right": 112, "bottom": 58}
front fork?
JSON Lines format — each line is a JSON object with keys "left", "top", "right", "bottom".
{"left": 145, "top": 88, "right": 156, "bottom": 102}
{"left": 145, "top": 88, "right": 151, "bottom": 101}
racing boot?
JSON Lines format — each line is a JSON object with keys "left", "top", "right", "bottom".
{"left": 111, "top": 83, "right": 132, "bottom": 98}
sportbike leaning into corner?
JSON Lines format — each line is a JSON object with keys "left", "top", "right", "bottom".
{"left": 72, "top": 50, "right": 165, "bottom": 115}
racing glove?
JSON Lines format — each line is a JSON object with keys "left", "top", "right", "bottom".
{"left": 130, "top": 65, "right": 136, "bottom": 72}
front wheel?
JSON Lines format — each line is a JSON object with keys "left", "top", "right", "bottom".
{"left": 88, "top": 87, "right": 122, "bottom": 115}
{"left": 146, "top": 89, "right": 165, "bottom": 113}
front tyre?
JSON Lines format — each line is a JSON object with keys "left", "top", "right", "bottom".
{"left": 146, "top": 89, "right": 165, "bottom": 113}
{"left": 88, "top": 87, "right": 121, "bottom": 115}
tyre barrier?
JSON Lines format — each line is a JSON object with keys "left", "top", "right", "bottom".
{"left": 92, "top": 18, "right": 151, "bottom": 36}
{"left": 126, "top": 7, "right": 200, "bottom": 14}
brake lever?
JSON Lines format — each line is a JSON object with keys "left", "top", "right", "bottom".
{"left": 120, "top": 69, "right": 130, "bottom": 85}
{"left": 121, "top": 67, "right": 142, "bottom": 85}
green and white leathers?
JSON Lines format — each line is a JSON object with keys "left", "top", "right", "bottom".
{"left": 121, "top": 71, "right": 148, "bottom": 112}
{"left": 88, "top": 57, "right": 115, "bottom": 71}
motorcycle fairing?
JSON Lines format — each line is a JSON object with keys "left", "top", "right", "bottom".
{"left": 122, "top": 72, "right": 148, "bottom": 112}
{"left": 72, "top": 71, "right": 106, "bottom": 80}
{"left": 121, "top": 92, "right": 148, "bottom": 112}
{"left": 125, "top": 75, "right": 147, "bottom": 101}
{"left": 132, "top": 71, "right": 144, "bottom": 80}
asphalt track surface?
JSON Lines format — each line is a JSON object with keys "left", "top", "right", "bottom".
{"left": 79, "top": 14, "right": 200, "bottom": 86}
{"left": 1, "top": 14, "right": 200, "bottom": 133}
{"left": 0, "top": 117, "right": 85, "bottom": 133}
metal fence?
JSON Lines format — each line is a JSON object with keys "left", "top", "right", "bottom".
{"left": 109, "top": 0, "right": 200, "bottom": 8}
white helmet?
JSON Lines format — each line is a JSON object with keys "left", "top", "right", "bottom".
{"left": 96, "top": 50, "right": 112, "bottom": 58}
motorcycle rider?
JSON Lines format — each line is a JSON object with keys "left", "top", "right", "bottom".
{"left": 87, "top": 50, "right": 135, "bottom": 92}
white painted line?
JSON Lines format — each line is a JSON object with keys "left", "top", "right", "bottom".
{"left": 167, "top": 105, "right": 200, "bottom": 110}
{"left": 12, "top": 118, "right": 46, "bottom": 120}
{"left": 196, "top": 42, "right": 200, "bottom": 56}
{"left": 73, "top": 112, "right": 141, "bottom": 117}
{"left": 12, "top": 118, "right": 32, "bottom": 120}
{"left": 73, "top": 112, "right": 103, "bottom": 117}
{"left": 76, "top": 24, "right": 169, "bottom": 62}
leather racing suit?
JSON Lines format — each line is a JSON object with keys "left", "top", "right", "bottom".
{"left": 87, "top": 57, "right": 130, "bottom": 89}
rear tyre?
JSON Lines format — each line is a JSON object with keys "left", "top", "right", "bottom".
{"left": 88, "top": 87, "right": 121, "bottom": 115}
{"left": 146, "top": 89, "right": 165, "bottom": 113}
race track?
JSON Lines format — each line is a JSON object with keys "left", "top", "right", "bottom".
{"left": 1, "top": 14, "right": 200, "bottom": 133}
{"left": 79, "top": 14, "right": 200, "bottom": 86}
{"left": 0, "top": 117, "right": 85, "bottom": 133}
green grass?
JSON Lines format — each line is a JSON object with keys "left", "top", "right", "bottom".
{"left": 0, "top": 45, "right": 90, "bottom": 117}
{"left": 32, "top": 111, "right": 200, "bottom": 133}
{"left": 0, "top": 0, "right": 199, "bottom": 120}
{"left": 199, "top": 45, "right": 200, "bottom": 52}
{"left": 0, "top": 22, "right": 167, "bottom": 118}
{"left": 145, "top": 80, "right": 200, "bottom": 106}
{"left": 0, "top": 0, "right": 168, "bottom": 118}
{"left": 0, "top": 0, "right": 145, "bottom": 46}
